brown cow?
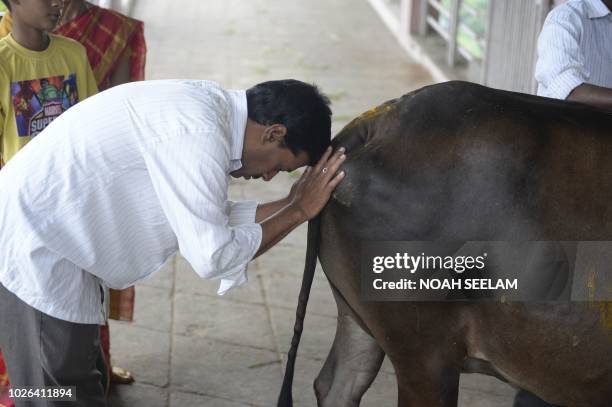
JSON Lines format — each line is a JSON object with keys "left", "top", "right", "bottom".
{"left": 278, "top": 81, "right": 612, "bottom": 407}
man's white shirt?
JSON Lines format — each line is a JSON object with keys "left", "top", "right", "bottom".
{"left": 535, "top": 0, "right": 612, "bottom": 99}
{"left": 0, "top": 80, "right": 262, "bottom": 324}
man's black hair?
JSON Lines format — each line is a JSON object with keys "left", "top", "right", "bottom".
{"left": 1, "top": 0, "right": 10, "bottom": 11}
{"left": 246, "top": 79, "right": 332, "bottom": 165}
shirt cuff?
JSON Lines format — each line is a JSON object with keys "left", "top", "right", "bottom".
{"left": 217, "top": 265, "right": 249, "bottom": 295}
{"left": 227, "top": 200, "right": 258, "bottom": 226}
{"left": 539, "top": 69, "right": 585, "bottom": 100}
{"left": 216, "top": 222, "right": 262, "bottom": 295}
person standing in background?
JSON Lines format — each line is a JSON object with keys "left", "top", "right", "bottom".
{"left": 0, "top": 0, "right": 145, "bottom": 88}
{"left": 535, "top": 0, "right": 612, "bottom": 110}
{"left": 0, "top": 0, "right": 146, "bottom": 392}
{"left": 0, "top": 0, "right": 98, "bottom": 405}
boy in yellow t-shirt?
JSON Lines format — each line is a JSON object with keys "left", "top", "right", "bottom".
{"left": 0, "top": 0, "right": 97, "bottom": 167}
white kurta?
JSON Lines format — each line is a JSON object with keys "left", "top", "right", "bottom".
{"left": 0, "top": 80, "right": 262, "bottom": 324}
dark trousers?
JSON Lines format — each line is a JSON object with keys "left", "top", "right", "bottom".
{"left": 514, "top": 389, "right": 562, "bottom": 407}
{"left": 0, "top": 283, "right": 107, "bottom": 407}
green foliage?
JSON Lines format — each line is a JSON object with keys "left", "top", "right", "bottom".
{"left": 439, "top": 0, "right": 489, "bottom": 60}
{"left": 0, "top": 3, "right": 6, "bottom": 13}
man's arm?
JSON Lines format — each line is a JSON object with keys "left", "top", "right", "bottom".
{"left": 255, "top": 197, "right": 290, "bottom": 223}
{"left": 254, "top": 167, "right": 316, "bottom": 222}
{"left": 254, "top": 147, "right": 346, "bottom": 258}
{"left": 143, "top": 129, "right": 344, "bottom": 291}
{"left": 534, "top": 8, "right": 588, "bottom": 100}
{"left": 567, "top": 83, "right": 612, "bottom": 111}
{"left": 255, "top": 204, "right": 305, "bottom": 258}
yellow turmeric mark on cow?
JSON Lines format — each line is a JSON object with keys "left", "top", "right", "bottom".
{"left": 586, "top": 268, "right": 596, "bottom": 301}
{"left": 342, "top": 102, "right": 397, "bottom": 132}
{"left": 585, "top": 267, "right": 612, "bottom": 333}
{"left": 331, "top": 178, "right": 353, "bottom": 207}
{"left": 358, "top": 103, "right": 395, "bottom": 121}
{"left": 597, "top": 302, "right": 612, "bottom": 331}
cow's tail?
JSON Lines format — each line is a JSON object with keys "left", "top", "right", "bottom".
{"left": 277, "top": 216, "right": 321, "bottom": 407}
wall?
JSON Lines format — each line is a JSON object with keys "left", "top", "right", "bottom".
{"left": 481, "top": 0, "right": 552, "bottom": 93}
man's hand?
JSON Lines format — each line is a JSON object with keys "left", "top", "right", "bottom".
{"left": 254, "top": 146, "right": 346, "bottom": 258}
{"left": 288, "top": 146, "right": 346, "bottom": 221}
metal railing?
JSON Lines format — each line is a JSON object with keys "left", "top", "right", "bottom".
{"left": 419, "top": 0, "right": 489, "bottom": 67}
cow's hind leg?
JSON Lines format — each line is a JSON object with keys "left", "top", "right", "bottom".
{"left": 314, "top": 288, "right": 384, "bottom": 407}
{"left": 395, "top": 363, "right": 460, "bottom": 407}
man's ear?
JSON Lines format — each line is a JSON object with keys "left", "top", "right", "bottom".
{"left": 263, "top": 124, "right": 287, "bottom": 145}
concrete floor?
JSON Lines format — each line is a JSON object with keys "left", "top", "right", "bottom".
{"left": 108, "top": 0, "right": 517, "bottom": 405}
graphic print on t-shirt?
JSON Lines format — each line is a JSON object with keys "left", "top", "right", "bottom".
{"left": 11, "top": 74, "right": 79, "bottom": 138}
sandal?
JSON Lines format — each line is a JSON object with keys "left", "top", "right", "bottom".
{"left": 110, "top": 366, "right": 135, "bottom": 385}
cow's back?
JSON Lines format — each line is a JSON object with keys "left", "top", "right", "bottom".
{"left": 329, "top": 80, "right": 612, "bottom": 241}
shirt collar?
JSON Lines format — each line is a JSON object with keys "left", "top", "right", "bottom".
{"left": 225, "top": 90, "right": 248, "bottom": 170}
{"left": 586, "top": 0, "right": 610, "bottom": 19}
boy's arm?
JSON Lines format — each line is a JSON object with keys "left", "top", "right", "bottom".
{"left": 0, "top": 67, "right": 5, "bottom": 168}
{"left": 0, "top": 11, "right": 11, "bottom": 38}
{"left": 0, "top": 107, "right": 4, "bottom": 168}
